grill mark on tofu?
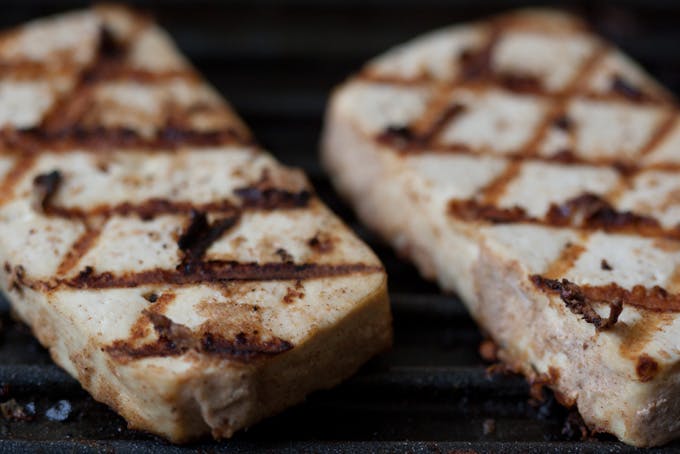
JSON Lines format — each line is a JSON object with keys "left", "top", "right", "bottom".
{"left": 52, "top": 262, "right": 383, "bottom": 290}
{"left": 448, "top": 193, "right": 679, "bottom": 241}
{"left": 478, "top": 161, "right": 522, "bottom": 204}
{"left": 531, "top": 275, "right": 680, "bottom": 314}
{"left": 0, "top": 126, "right": 249, "bottom": 154}
{"left": 543, "top": 240, "right": 587, "bottom": 280}
{"left": 104, "top": 310, "right": 293, "bottom": 363}
{"left": 177, "top": 211, "right": 240, "bottom": 266}
{"left": 0, "top": 155, "right": 36, "bottom": 207}
{"left": 32, "top": 169, "right": 62, "bottom": 213}
{"left": 639, "top": 111, "right": 677, "bottom": 157}
{"left": 56, "top": 227, "right": 102, "bottom": 276}
{"left": 45, "top": 198, "right": 240, "bottom": 221}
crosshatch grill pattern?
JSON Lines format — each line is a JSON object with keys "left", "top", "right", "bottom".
{"left": 1, "top": 0, "right": 680, "bottom": 452}
{"left": 333, "top": 8, "right": 680, "bottom": 342}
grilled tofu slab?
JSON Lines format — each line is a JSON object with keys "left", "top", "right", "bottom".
{"left": 323, "top": 9, "right": 680, "bottom": 447}
{"left": 0, "top": 6, "right": 391, "bottom": 442}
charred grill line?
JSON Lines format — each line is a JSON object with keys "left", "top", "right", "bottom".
{"left": 530, "top": 274, "right": 652, "bottom": 322}
{"left": 104, "top": 310, "right": 293, "bottom": 362}
{"left": 0, "top": 155, "right": 36, "bottom": 207}
{"left": 32, "top": 170, "right": 62, "bottom": 213}
{"left": 177, "top": 210, "right": 240, "bottom": 267}
{"left": 640, "top": 111, "right": 677, "bottom": 157}
{"left": 55, "top": 227, "right": 103, "bottom": 277}
{"left": 448, "top": 193, "right": 679, "bottom": 240}
{"left": 0, "top": 125, "right": 249, "bottom": 154}
{"left": 49, "top": 262, "right": 383, "bottom": 290}
{"left": 234, "top": 185, "right": 312, "bottom": 210}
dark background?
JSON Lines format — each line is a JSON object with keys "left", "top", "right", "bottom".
{"left": 0, "top": 1, "right": 678, "bottom": 452}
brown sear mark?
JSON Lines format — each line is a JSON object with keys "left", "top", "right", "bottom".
{"left": 544, "top": 242, "right": 586, "bottom": 280}
{"left": 618, "top": 312, "right": 674, "bottom": 360}
{"left": 531, "top": 274, "right": 680, "bottom": 314}
{"left": 282, "top": 280, "right": 305, "bottom": 304}
{"left": 479, "top": 161, "right": 523, "bottom": 205}
{"left": 104, "top": 310, "right": 292, "bottom": 362}
{"left": 635, "top": 354, "right": 660, "bottom": 382}
{"left": 0, "top": 155, "right": 36, "bottom": 207}
{"left": 448, "top": 193, "right": 680, "bottom": 241}
{"left": 531, "top": 276, "right": 623, "bottom": 330}
{"left": 56, "top": 227, "right": 102, "bottom": 276}
{"left": 32, "top": 169, "right": 62, "bottom": 213}
{"left": 600, "top": 259, "right": 613, "bottom": 271}
{"left": 640, "top": 111, "right": 677, "bottom": 157}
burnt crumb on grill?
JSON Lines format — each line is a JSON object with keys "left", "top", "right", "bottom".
{"left": 600, "top": 259, "right": 613, "bottom": 271}
{"left": 485, "top": 362, "right": 517, "bottom": 378}
{"left": 177, "top": 210, "right": 240, "bottom": 267}
{"left": 478, "top": 339, "right": 499, "bottom": 363}
{"left": 0, "top": 399, "right": 35, "bottom": 421}
{"left": 636, "top": 354, "right": 660, "bottom": 382}
{"left": 610, "top": 74, "right": 649, "bottom": 102}
{"left": 275, "top": 248, "right": 294, "bottom": 263}
{"left": 561, "top": 410, "right": 590, "bottom": 441}
{"left": 553, "top": 115, "right": 573, "bottom": 131}
{"left": 530, "top": 276, "right": 623, "bottom": 330}
{"left": 143, "top": 292, "right": 158, "bottom": 303}
{"left": 482, "top": 418, "right": 496, "bottom": 435}
{"left": 32, "top": 170, "right": 62, "bottom": 213}
{"left": 45, "top": 400, "right": 71, "bottom": 422}
{"left": 308, "top": 233, "right": 334, "bottom": 253}
{"left": 528, "top": 370, "right": 558, "bottom": 404}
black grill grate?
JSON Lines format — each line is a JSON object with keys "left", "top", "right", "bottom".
{"left": 1, "top": 1, "right": 679, "bottom": 452}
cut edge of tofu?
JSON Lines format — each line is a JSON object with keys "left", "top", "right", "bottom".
{"left": 9, "top": 271, "right": 390, "bottom": 443}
